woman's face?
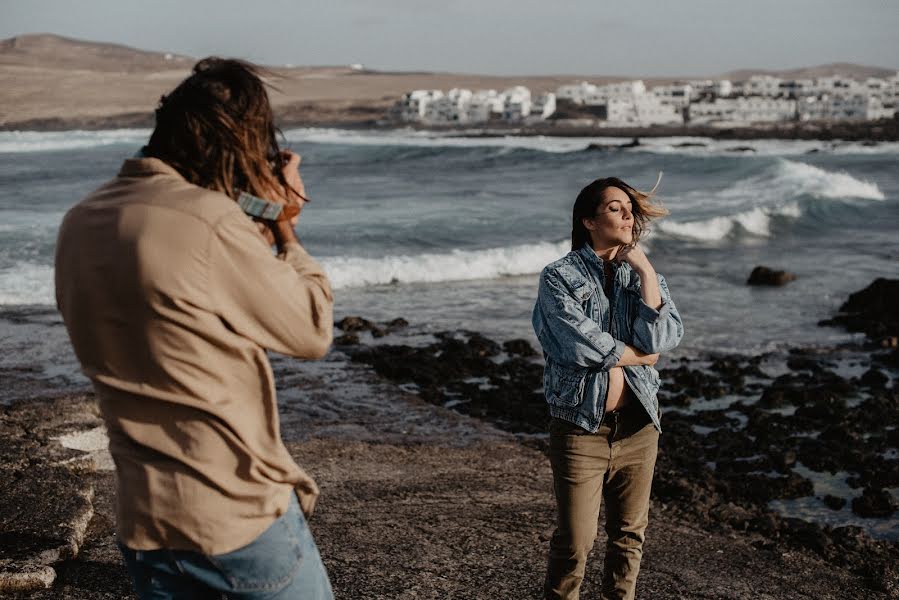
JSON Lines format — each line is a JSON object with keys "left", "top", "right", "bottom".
{"left": 584, "top": 186, "right": 634, "bottom": 248}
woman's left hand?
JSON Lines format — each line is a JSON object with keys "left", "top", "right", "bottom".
{"left": 616, "top": 244, "right": 653, "bottom": 274}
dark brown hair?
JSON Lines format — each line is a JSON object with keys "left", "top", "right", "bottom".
{"left": 571, "top": 176, "right": 668, "bottom": 251}
{"left": 145, "top": 57, "right": 287, "bottom": 201}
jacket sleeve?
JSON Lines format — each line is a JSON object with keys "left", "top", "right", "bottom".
{"left": 630, "top": 273, "right": 683, "bottom": 354}
{"left": 209, "top": 212, "right": 333, "bottom": 359}
{"left": 532, "top": 266, "right": 624, "bottom": 370}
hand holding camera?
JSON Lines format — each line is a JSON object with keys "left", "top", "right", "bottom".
{"left": 246, "top": 150, "right": 308, "bottom": 248}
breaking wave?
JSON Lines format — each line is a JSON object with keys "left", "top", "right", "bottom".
{"left": 773, "top": 160, "right": 884, "bottom": 200}
{"left": 0, "top": 129, "right": 151, "bottom": 154}
{"left": 320, "top": 240, "right": 570, "bottom": 289}
{"left": 654, "top": 204, "right": 801, "bottom": 241}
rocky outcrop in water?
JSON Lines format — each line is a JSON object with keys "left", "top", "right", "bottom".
{"left": 747, "top": 266, "right": 797, "bottom": 286}
{"left": 819, "top": 278, "right": 899, "bottom": 342}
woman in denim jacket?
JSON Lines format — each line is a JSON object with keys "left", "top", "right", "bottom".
{"left": 532, "top": 177, "right": 683, "bottom": 600}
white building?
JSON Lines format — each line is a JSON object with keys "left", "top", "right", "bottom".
{"left": 604, "top": 94, "right": 682, "bottom": 126}
{"left": 743, "top": 74, "right": 784, "bottom": 97}
{"left": 396, "top": 90, "right": 444, "bottom": 121}
{"left": 690, "top": 97, "right": 796, "bottom": 125}
{"left": 778, "top": 78, "right": 814, "bottom": 98}
{"left": 531, "top": 93, "right": 557, "bottom": 119}
{"left": 799, "top": 94, "right": 894, "bottom": 122}
{"left": 502, "top": 86, "right": 532, "bottom": 121}
{"left": 651, "top": 83, "right": 693, "bottom": 109}
{"left": 556, "top": 81, "right": 597, "bottom": 105}
{"left": 465, "top": 89, "right": 503, "bottom": 122}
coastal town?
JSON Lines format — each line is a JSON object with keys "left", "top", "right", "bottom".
{"left": 392, "top": 72, "right": 899, "bottom": 128}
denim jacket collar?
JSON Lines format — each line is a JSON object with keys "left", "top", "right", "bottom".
{"left": 576, "top": 243, "right": 630, "bottom": 286}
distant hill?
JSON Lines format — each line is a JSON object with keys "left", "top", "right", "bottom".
{"left": 1, "top": 33, "right": 896, "bottom": 131}
{"left": 723, "top": 63, "right": 896, "bottom": 81}
{"left": 0, "top": 33, "right": 192, "bottom": 71}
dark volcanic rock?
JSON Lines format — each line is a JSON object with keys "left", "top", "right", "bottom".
{"left": 851, "top": 487, "right": 897, "bottom": 518}
{"left": 823, "top": 494, "right": 847, "bottom": 510}
{"left": 337, "top": 316, "right": 375, "bottom": 332}
{"left": 348, "top": 330, "right": 546, "bottom": 434}
{"left": 819, "top": 278, "right": 899, "bottom": 341}
{"left": 334, "top": 333, "right": 360, "bottom": 346}
{"left": 859, "top": 368, "right": 888, "bottom": 389}
{"left": 336, "top": 315, "right": 408, "bottom": 338}
{"left": 747, "top": 266, "right": 797, "bottom": 286}
{"left": 758, "top": 370, "right": 851, "bottom": 410}
{"left": 503, "top": 339, "right": 537, "bottom": 357}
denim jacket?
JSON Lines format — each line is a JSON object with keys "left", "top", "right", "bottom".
{"left": 532, "top": 244, "right": 684, "bottom": 433}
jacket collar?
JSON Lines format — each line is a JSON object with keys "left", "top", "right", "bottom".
{"left": 576, "top": 243, "right": 631, "bottom": 281}
{"left": 577, "top": 243, "right": 609, "bottom": 268}
{"left": 118, "top": 156, "right": 185, "bottom": 180}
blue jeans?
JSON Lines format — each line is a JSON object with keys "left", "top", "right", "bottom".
{"left": 119, "top": 494, "right": 333, "bottom": 599}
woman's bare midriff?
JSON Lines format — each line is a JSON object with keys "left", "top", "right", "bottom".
{"left": 605, "top": 367, "right": 632, "bottom": 412}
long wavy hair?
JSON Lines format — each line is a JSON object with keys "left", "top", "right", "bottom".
{"left": 571, "top": 176, "right": 668, "bottom": 251}
{"left": 145, "top": 57, "right": 289, "bottom": 201}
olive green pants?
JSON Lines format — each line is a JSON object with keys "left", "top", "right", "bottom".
{"left": 544, "top": 404, "right": 659, "bottom": 600}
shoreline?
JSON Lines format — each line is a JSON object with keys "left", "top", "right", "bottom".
{"left": 2, "top": 110, "right": 898, "bottom": 142}
{"left": 2, "top": 279, "right": 896, "bottom": 596}
{"left": 2, "top": 347, "right": 896, "bottom": 598}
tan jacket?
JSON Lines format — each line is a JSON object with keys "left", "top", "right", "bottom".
{"left": 55, "top": 158, "right": 333, "bottom": 554}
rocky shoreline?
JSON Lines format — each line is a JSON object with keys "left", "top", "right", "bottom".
{"left": 2, "top": 108, "right": 898, "bottom": 143}
{"left": 1, "top": 279, "right": 896, "bottom": 597}
{"left": 334, "top": 278, "right": 899, "bottom": 594}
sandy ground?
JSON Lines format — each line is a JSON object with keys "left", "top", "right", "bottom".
{"left": 1, "top": 355, "right": 888, "bottom": 599}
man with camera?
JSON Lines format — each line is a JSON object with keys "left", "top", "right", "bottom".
{"left": 55, "top": 58, "right": 334, "bottom": 599}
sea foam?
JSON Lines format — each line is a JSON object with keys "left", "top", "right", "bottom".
{"left": 0, "top": 263, "right": 55, "bottom": 305}
{"left": 0, "top": 129, "right": 151, "bottom": 154}
{"left": 654, "top": 203, "right": 801, "bottom": 241}
{"left": 321, "top": 240, "right": 570, "bottom": 289}
{"left": 775, "top": 160, "right": 885, "bottom": 200}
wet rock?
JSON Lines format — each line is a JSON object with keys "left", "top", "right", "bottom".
{"left": 726, "top": 473, "right": 814, "bottom": 504}
{"left": 859, "top": 368, "right": 888, "bottom": 389}
{"left": 657, "top": 365, "right": 729, "bottom": 400}
{"left": 851, "top": 487, "right": 897, "bottom": 518}
{"left": 726, "top": 146, "right": 757, "bottom": 153}
{"left": 502, "top": 339, "right": 537, "bottom": 357}
{"left": 335, "top": 333, "right": 360, "bottom": 346}
{"left": 823, "top": 495, "right": 846, "bottom": 510}
{"left": 781, "top": 518, "right": 833, "bottom": 554}
{"left": 337, "top": 316, "right": 374, "bottom": 332}
{"left": 786, "top": 356, "right": 826, "bottom": 372}
{"left": 386, "top": 318, "right": 409, "bottom": 331}
{"left": 819, "top": 278, "right": 899, "bottom": 341}
{"left": 758, "top": 371, "right": 851, "bottom": 411}
{"left": 770, "top": 449, "right": 797, "bottom": 471}
{"left": 747, "top": 266, "right": 797, "bottom": 286}
{"left": 349, "top": 330, "right": 545, "bottom": 434}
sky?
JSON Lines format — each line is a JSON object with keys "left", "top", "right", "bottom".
{"left": 1, "top": 0, "right": 897, "bottom": 76}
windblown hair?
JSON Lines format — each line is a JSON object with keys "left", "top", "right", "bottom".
{"left": 571, "top": 176, "right": 668, "bottom": 251}
{"left": 145, "top": 57, "right": 287, "bottom": 201}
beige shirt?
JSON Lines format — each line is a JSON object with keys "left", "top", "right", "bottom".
{"left": 55, "top": 158, "right": 333, "bottom": 555}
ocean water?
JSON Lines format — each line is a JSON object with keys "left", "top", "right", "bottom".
{"left": 1, "top": 127, "right": 898, "bottom": 538}
{"left": 2, "top": 128, "right": 898, "bottom": 374}
{"left": 3, "top": 128, "right": 896, "bottom": 350}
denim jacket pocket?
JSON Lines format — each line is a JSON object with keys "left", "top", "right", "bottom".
{"left": 545, "top": 360, "right": 589, "bottom": 407}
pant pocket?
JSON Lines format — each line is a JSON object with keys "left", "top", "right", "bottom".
{"left": 206, "top": 499, "right": 306, "bottom": 594}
